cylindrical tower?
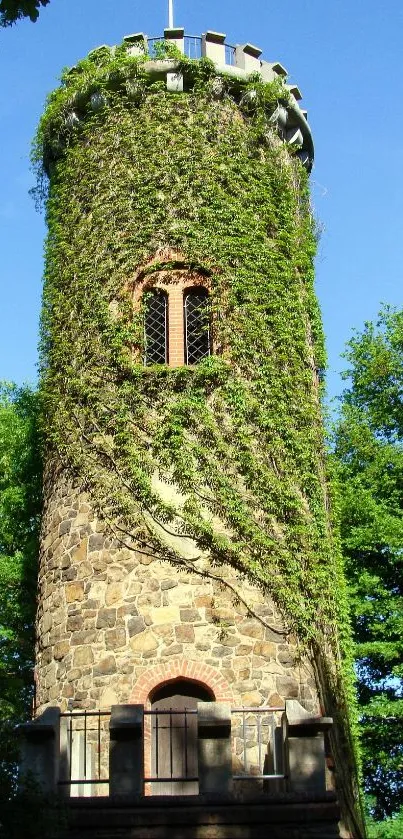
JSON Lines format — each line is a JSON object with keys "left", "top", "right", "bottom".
{"left": 32, "top": 27, "right": 361, "bottom": 835}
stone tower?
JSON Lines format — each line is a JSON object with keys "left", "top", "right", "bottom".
{"left": 28, "top": 26, "right": 363, "bottom": 839}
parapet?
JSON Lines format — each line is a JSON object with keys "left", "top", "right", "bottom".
{"left": 41, "top": 28, "right": 313, "bottom": 175}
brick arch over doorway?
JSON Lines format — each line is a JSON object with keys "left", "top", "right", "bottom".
{"left": 131, "top": 659, "right": 234, "bottom": 707}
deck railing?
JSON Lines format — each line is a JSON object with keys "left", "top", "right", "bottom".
{"left": 57, "top": 706, "right": 286, "bottom": 797}
{"left": 146, "top": 36, "right": 236, "bottom": 65}
{"left": 231, "top": 707, "right": 286, "bottom": 782}
{"left": 59, "top": 710, "right": 111, "bottom": 796}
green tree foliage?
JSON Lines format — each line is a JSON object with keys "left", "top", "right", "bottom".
{"left": 0, "top": 383, "right": 42, "bottom": 787}
{"left": 0, "top": 0, "right": 49, "bottom": 26}
{"left": 335, "top": 308, "right": 403, "bottom": 822}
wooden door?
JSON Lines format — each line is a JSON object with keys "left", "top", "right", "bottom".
{"left": 150, "top": 680, "right": 213, "bottom": 796}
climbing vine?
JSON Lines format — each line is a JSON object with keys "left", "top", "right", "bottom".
{"left": 34, "top": 39, "right": 362, "bottom": 832}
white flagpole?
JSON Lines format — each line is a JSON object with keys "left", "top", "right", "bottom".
{"left": 168, "top": 0, "right": 174, "bottom": 28}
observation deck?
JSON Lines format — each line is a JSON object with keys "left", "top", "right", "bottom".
{"left": 86, "top": 28, "right": 314, "bottom": 169}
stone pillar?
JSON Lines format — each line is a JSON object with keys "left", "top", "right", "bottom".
{"left": 260, "top": 60, "right": 288, "bottom": 83}
{"left": 285, "top": 699, "right": 333, "bottom": 794}
{"left": 19, "top": 707, "right": 60, "bottom": 794}
{"left": 109, "top": 704, "right": 144, "bottom": 796}
{"left": 235, "top": 44, "right": 262, "bottom": 74}
{"left": 263, "top": 711, "right": 288, "bottom": 793}
{"left": 202, "top": 31, "right": 226, "bottom": 65}
{"left": 164, "top": 27, "right": 185, "bottom": 54}
{"left": 197, "top": 701, "right": 232, "bottom": 795}
{"left": 124, "top": 33, "right": 148, "bottom": 57}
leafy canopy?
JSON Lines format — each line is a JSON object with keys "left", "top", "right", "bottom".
{"left": 0, "top": 383, "right": 42, "bottom": 795}
{"left": 335, "top": 308, "right": 403, "bottom": 821}
{"left": 0, "top": 0, "right": 49, "bottom": 26}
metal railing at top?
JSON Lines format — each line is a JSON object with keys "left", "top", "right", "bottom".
{"left": 225, "top": 44, "right": 236, "bottom": 67}
{"left": 147, "top": 36, "right": 202, "bottom": 60}
{"left": 146, "top": 36, "right": 236, "bottom": 66}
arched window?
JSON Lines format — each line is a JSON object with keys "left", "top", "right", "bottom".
{"left": 184, "top": 288, "right": 211, "bottom": 365}
{"left": 144, "top": 289, "right": 168, "bottom": 365}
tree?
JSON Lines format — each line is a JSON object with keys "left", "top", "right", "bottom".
{"left": 0, "top": 383, "right": 42, "bottom": 789}
{"left": 335, "top": 308, "right": 403, "bottom": 822}
{"left": 0, "top": 0, "right": 49, "bottom": 26}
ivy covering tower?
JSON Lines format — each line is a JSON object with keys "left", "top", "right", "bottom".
{"left": 28, "top": 28, "right": 364, "bottom": 839}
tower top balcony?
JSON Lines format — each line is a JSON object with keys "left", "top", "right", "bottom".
{"left": 41, "top": 27, "right": 313, "bottom": 175}
{"left": 81, "top": 28, "right": 313, "bottom": 169}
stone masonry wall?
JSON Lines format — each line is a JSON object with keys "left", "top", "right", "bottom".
{"left": 35, "top": 471, "right": 320, "bottom": 716}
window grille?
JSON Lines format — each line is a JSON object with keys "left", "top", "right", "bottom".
{"left": 144, "top": 289, "right": 168, "bottom": 365}
{"left": 184, "top": 288, "right": 211, "bottom": 365}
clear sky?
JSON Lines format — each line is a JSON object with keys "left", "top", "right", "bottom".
{"left": 0, "top": 0, "right": 402, "bottom": 402}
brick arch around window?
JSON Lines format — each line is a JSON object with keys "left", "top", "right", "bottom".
{"left": 131, "top": 249, "right": 211, "bottom": 368}
{"left": 131, "top": 660, "right": 234, "bottom": 707}
{"left": 132, "top": 660, "right": 233, "bottom": 792}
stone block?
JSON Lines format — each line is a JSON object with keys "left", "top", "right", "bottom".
{"left": 180, "top": 608, "right": 200, "bottom": 622}
{"left": 76, "top": 560, "right": 92, "bottom": 580}
{"left": 241, "top": 691, "right": 262, "bottom": 706}
{"left": 254, "top": 641, "right": 277, "bottom": 658}
{"left": 161, "top": 579, "right": 177, "bottom": 590}
{"left": 161, "top": 643, "right": 183, "bottom": 656}
{"left": 130, "top": 631, "right": 159, "bottom": 652}
{"left": 239, "top": 621, "right": 264, "bottom": 639}
{"left": 276, "top": 676, "right": 299, "bottom": 698}
{"left": 65, "top": 582, "right": 84, "bottom": 603}
{"left": 72, "top": 537, "right": 87, "bottom": 563}
{"left": 105, "top": 627, "right": 126, "bottom": 649}
{"left": 105, "top": 582, "right": 123, "bottom": 606}
{"left": 42, "top": 611, "right": 53, "bottom": 633}
{"left": 175, "top": 624, "right": 195, "bottom": 642}
{"left": 73, "top": 646, "right": 94, "bottom": 667}
{"left": 93, "top": 655, "right": 116, "bottom": 676}
{"left": 96, "top": 608, "right": 116, "bottom": 629}
{"left": 53, "top": 641, "right": 70, "bottom": 661}
{"left": 100, "top": 686, "right": 118, "bottom": 709}
{"left": 128, "top": 616, "right": 146, "bottom": 636}
{"left": 150, "top": 605, "right": 180, "bottom": 625}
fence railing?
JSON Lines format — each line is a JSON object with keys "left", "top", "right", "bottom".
{"left": 58, "top": 706, "right": 286, "bottom": 797}
{"left": 144, "top": 708, "right": 199, "bottom": 793}
{"left": 231, "top": 707, "right": 286, "bottom": 782}
{"left": 146, "top": 36, "right": 236, "bottom": 65}
{"left": 59, "top": 710, "right": 111, "bottom": 796}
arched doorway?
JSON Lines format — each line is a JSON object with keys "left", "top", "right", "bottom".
{"left": 150, "top": 678, "right": 214, "bottom": 795}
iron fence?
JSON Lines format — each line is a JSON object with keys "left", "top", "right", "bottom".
{"left": 57, "top": 705, "right": 286, "bottom": 796}
{"left": 146, "top": 36, "right": 236, "bottom": 66}
{"left": 58, "top": 710, "right": 111, "bottom": 796}
{"left": 231, "top": 707, "right": 286, "bottom": 782}
{"left": 225, "top": 44, "right": 236, "bottom": 66}
{"left": 144, "top": 708, "right": 199, "bottom": 793}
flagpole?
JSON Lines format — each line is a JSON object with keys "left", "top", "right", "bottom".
{"left": 168, "top": 0, "right": 174, "bottom": 28}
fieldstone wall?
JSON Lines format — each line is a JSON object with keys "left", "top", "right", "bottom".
{"left": 35, "top": 471, "right": 320, "bottom": 716}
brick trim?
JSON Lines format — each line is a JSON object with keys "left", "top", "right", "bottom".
{"left": 131, "top": 659, "right": 234, "bottom": 707}
{"left": 130, "top": 251, "right": 211, "bottom": 368}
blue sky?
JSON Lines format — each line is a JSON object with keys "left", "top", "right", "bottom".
{"left": 0, "top": 0, "right": 402, "bottom": 402}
